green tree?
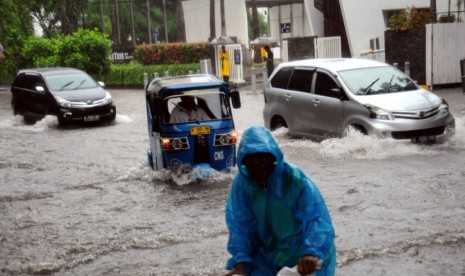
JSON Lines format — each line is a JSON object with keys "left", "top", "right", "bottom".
{"left": 29, "top": 0, "right": 88, "bottom": 38}
{"left": 0, "top": 0, "right": 34, "bottom": 74}
{"left": 58, "top": 28, "right": 112, "bottom": 77}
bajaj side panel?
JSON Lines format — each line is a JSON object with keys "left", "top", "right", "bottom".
{"left": 145, "top": 75, "right": 240, "bottom": 173}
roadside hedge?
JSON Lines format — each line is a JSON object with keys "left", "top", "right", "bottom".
{"left": 134, "top": 42, "right": 211, "bottom": 65}
{"left": 101, "top": 63, "right": 201, "bottom": 88}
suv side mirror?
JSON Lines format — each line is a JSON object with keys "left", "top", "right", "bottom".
{"left": 230, "top": 90, "right": 241, "bottom": 108}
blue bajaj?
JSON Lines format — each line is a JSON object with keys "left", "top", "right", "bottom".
{"left": 145, "top": 75, "right": 241, "bottom": 175}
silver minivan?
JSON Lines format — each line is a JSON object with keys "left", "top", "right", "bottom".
{"left": 263, "top": 58, "right": 455, "bottom": 143}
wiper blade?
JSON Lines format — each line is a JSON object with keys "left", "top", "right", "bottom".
{"left": 364, "top": 78, "right": 379, "bottom": 95}
{"left": 60, "top": 81, "right": 74, "bottom": 90}
{"left": 75, "top": 79, "right": 86, "bottom": 89}
{"left": 385, "top": 75, "right": 394, "bottom": 93}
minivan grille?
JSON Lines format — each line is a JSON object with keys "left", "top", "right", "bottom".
{"left": 391, "top": 126, "right": 445, "bottom": 139}
{"left": 392, "top": 106, "right": 439, "bottom": 119}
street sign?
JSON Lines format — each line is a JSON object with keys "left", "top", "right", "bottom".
{"left": 281, "top": 23, "right": 291, "bottom": 33}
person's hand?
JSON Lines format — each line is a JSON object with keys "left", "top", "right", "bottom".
{"left": 297, "top": 255, "right": 320, "bottom": 275}
{"left": 225, "top": 263, "right": 245, "bottom": 276}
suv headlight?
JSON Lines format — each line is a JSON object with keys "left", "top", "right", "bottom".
{"left": 364, "top": 104, "right": 394, "bottom": 120}
{"left": 438, "top": 99, "right": 449, "bottom": 115}
{"left": 55, "top": 96, "right": 72, "bottom": 107}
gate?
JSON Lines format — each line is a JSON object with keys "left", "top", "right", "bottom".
{"left": 314, "top": 36, "right": 342, "bottom": 58}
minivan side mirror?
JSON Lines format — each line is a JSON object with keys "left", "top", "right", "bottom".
{"left": 98, "top": 81, "right": 105, "bottom": 88}
{"left": 230, "top": 90, "right": 241, "bottom": 108}
{"left": 331, "top": 88, "right": 346, "bottom": 100}
{"left": 35, "top": 86, "right": 45, "bottom": 93}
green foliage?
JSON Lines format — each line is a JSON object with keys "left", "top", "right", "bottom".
{"left": 389, "top": 6, "right": 431, "bottom": 31}
{"left": 134, "top": 42, "right": 211, "bottom": 65}
{"left": 57, "top": 28, "right": 112, "bottom": 78}
{"left": 21, "top": 37, "right": 59, "bottom": 67}
{"left": 247, "top": 10, "right": 268, "bottom": 38}
{"left": 102, "top": 63, "right": 201, "bottom": 87}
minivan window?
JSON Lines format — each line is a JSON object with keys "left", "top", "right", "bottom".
{"left": 270, "top": 67, "right": 293, "bottom": 89}
{"left": 314, "top": 72, "right": 339, "bottom": 98}
{"left": 288, "top": 69, "right": 314, "bottom": 93}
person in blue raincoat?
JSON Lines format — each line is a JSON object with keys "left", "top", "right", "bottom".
{"left": 225, "top": 126, "right": 336, "bottom": 276}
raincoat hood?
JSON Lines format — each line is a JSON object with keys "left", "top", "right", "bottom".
{"left": 237, "top": 126, "right": 285, "bottom": 190}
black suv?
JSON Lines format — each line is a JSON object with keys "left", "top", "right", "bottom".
{"left": 11, "top": 67, "right": 116, "bottom": 125}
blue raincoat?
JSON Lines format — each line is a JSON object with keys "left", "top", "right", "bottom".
{"left": 226, "top": 126, "right": 336, "bottom": 275}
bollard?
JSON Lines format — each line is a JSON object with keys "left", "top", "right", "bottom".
{"left": 196, "top": 69, "right": 200, "bottom": 74}
{"left": 404, "top": 61, "right": 410, "bottom": 77}
{"left": 393, "top": 62, "right": 398, "bottom": 68}
{"left": 143, "top": 72, "right": 148, "bottom": 89}
{"left": 251, "top": 67, "right": 256, "bottom": 94}
{"left": 262, "top": 67, "right": 268, "bottom": 83}
{"left": 154, "top": 72, "right": 159, "bottom": 79}
{"left": 164, "top": 71, "right": 169, "bottom": 77}
{"left": 188, "top": 70, "right": 193, "bottom": 75}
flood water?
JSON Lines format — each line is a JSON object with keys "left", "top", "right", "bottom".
{"left": 1, "top": 87, "right": 465, "bottom": 275}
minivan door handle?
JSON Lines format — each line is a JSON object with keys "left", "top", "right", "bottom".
{"left": 284, "top": 94, "right": 291, "bottom": 101}
{"left": 311, "top": 99, "right": 320, "bottom": 106}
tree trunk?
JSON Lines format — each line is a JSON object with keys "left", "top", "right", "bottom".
{"left": 209, "top": 0, "right": 216, "bottom": 41}
{"left": 220, "top": 0, "right": 226, "bottom": 36}
{"left": 175, "top": 0, "right": 186, "bottom": 42}
{"left": 251, "top": 0, "right": 262, "bottom": 63}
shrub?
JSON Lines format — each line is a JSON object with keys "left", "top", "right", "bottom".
{"left": 58, "top": 28, "right": 112, "bottom": 78}
{"left": 389, "top": 6, "right": 431, "bottom": 31}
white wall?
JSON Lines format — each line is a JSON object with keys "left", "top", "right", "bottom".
{"left": 182, "top": 0, "right": 249, "bottom": 45}
{"left": 339, "top": 0, "right": 460, "bottom": 59}
{"left": 268, "top": 4, "right": 313, "bottom": 42}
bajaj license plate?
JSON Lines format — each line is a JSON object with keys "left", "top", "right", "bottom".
{"left": 190, "top": 126, "right": 210, "bottom": 136}
{"left": 84, "top": 115, "right": 100, "bottom": 122}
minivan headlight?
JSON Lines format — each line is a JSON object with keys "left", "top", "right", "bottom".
{"left": 103, "top": 91, "right": 113, "bottom": 104}
{"left": 55, "top": 96, "right": 72, "bottom": 107}
{"left": 438, "top": 99, "right": 449, "bottom": 115}
{"left": 364, "top": 104, "right": 394, "bottom": 120}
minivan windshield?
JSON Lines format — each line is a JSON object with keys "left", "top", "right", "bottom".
{"left": 45, "top": 73, "right": 98, "bottom": 91}
{"left": 338, "top": 66, "right": 418, "bottom": 96}
{"left": 164, "top": 89, "right": 232, "bottom": 124}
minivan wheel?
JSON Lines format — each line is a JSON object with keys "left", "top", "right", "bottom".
{"left": 271, "top": 117, "right": 287, "bottom": 130}
{"left": 349, "top": 124, "right": 368, "bottom": 135}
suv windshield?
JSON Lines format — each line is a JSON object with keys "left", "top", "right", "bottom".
{"left": 338, "top": 66, "right": 418, "bottom": 95}
{"left": 45, "top": 73, "right": 98, "bottom": 91}
{"left": 165, "top": 89, "right": 232, "bottom": 124}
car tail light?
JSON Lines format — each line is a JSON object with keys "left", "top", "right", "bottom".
{"left": 214, "top": 131, "right": 237, "bottom": 146}
{"left": 161, "top": 137, "right": 189, "bottom": 151}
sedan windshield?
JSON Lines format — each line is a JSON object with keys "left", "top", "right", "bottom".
{"left": 45, "top": 73, "right": 99, "bottom": 91}
{"left": 338, "top": 66, "right": 418, "bottom": 95}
